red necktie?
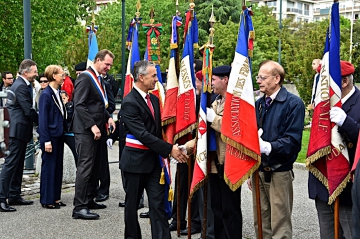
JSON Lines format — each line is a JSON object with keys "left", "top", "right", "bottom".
{"left": 145, "top": 94, "right": 155, "bottom": 119}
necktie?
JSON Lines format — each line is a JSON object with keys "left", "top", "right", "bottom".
{"left": 145, "top": 94, "right": 155, "bottom": 119}
{"left": 265, "top": 97, "right": 272, "bottom": 109}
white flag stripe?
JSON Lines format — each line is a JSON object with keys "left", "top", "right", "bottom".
{"left": 227, "top": 53, "right": 254, "bottom": 107}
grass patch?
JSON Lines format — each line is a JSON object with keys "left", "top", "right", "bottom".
{"left": 296, "top": 129, "right": 310, "bottom": 164}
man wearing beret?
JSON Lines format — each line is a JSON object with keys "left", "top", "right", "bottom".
{"left": 248, "top": 60, "right": 305, "bottom": 238}
{"left": 184, "top": 65, "right": 243, "bottom": 238}
{"left": 75, "top": 62, "right": 87, "bottom": 77}
{"left": 308, "top": 60, "right": 360, "bottom": 238}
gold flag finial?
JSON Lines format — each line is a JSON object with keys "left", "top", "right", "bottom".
{"left": 209, "top": 5, "right": 216, "bottom": 46}
{"left": 149, "top": 7, "right": 155, "bottom": 24}
{"left": 135, "top": 0, "right": 141, "bottom": 20}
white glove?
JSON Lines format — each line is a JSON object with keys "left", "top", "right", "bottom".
{"left": 330, "top": 107, "right": 346, "bottom": 127}
{"left": 258, "top": 128, "right": 263, "bottom": 138}
{"left": 106, "top": 138, "right": 113, "bottom": 150}
{"left": 206, "top": 107, "right": 216, "bottom": 123}
{"left": 170, "top": 157, "right": 178, "bottom": 164}
{"left": 259, "top": 137, "right": 272, "bottom": 156}
{"left": 178, "top": 145, "right": 187, "bottom": 155}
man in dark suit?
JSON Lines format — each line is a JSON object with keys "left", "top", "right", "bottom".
{"left": 120, "top": 60, "right": 188, "bottom": 239}
{"left": 309, "top": 60, "right": 360, "bottom": 238}
{"left": 95, "top": 80, "right": 115, "bottom": 202}
{"left": 72, "top": 49, "right": 116, "bottom": 220}
{"left": 0, "top": 59, "right": 39, "bottom": 212}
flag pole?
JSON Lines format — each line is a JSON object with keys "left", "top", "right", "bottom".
{"left": 175, "top": 0, "right": 181, "bottom": 236}
{"left": 332, "top": 1, "right": 340, "bottom": 237}
{"left": 202, "top": 6, "right": 216, "bottom": 239}
{"left": 334, "top": 197, "right": 340, "bottom": 239}
{"left": 242, "top": 0, "right": 263, "bottom": 236}
{"left": 187, "top": 2, "right": 196, "bottom": 238}
{"left": 255, "top": 170, "right": 263, "bottom": 239}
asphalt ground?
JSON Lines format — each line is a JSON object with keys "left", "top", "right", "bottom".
{"left": 0, "top": 143, "right": 320, "bottom": 239}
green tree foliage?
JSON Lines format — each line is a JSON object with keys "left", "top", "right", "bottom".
{"left": 0, "top": 0, "right": 93, "bottom": 75}
{"left": 0, "top": 0, "right": 359, "bottom": 102}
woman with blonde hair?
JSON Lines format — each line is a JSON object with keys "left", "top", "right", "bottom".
{"left": 38, "top": 65, "right": 66, "bottom": 209}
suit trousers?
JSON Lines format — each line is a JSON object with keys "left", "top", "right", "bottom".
{"left": 251, "top": 171, "right": 294, "bottom": 239}
{"left": 315, "top": 198, "right": 352, "bottom": 239}
{"left": 171, "top": 162, "right": 201, "bottom": 230}
{"left": 0, "top": 138, "right": 27, "bottom": 202}
{"left": 97, "top": 139, "right": 110, "bottom": 196}
{"left": 73, "top": 133, "right": 102, "bottom": 209}
{"left": 197, "top": 183, "right": 215, "bottom": 239}
{"left": 40, "top": 136, "right": 64, "bottom": 204}
{"left": 209, "top": 174, "right": 242, "bottom": 239}
{"left": 123, "top": 166, "right": 171, "bottom": 239}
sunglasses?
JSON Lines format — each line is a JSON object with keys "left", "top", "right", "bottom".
{"left": 39, "top": 80, "right": 49, "bottom": 83}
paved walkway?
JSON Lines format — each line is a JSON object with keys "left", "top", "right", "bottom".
{"left": 0, "top": 144, "right": 320, "bottom": 239}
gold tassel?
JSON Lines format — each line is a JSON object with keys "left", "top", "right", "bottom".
{"left": 159, "top": 168, "right": 165, "bottom": 185}
{"left": 168, "top": 186, "right": 174, "bottom": 201}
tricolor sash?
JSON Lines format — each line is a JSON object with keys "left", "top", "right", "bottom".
{"left": 82, "top": 70, "right": 108, "bottom": 108}
{"left": 125, "top": 134, "right": 149, "bottom": 150}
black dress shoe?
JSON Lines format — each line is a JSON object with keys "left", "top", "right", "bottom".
{"left": 118, "top": 201, "right": 125, "bottom": 207}
{"left": 72, "top": 208, "right": 99, "bottom": 220}
{"left": 42, "top": 204, "right": 60, "bottom": 209}
{"left": 180, "top": 227, "right": 201, "bottom": 235}
{"left": 138, "top": 203, "right": 144, "bottom": 209}
{"left": 0, "top": 202, "right": 16, "bottom": 212}
{"left": 139, "top": 211, "right": 149, "bottom": 218}
{"left": 55, "top": 201, "right": 66, "bottom": 207}
{"left": 169, "top": 222, "right": 186, "bottom": 231}
{"left": 95, "top": 194, "right": 109, "bottom": 202}
{"left": 8, "top": 198, "right": 33, "bottom": 206}
{"left": 87, "top": 200, "right": 107, "bottom": 209}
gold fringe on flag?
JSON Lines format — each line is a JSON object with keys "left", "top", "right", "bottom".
{"left": 328, "top": 174, "right": 351, "bottom": 205}
{"left": 161, "top": 117, "right": 176, "bottom": 126}
{"left": 221, "top": 135, "right": 261, "bottom": 161}
{"left": 224, "top": 160, "right": 261, "bottom": 191}
{"left": 307, "top": 164, "right": 329, "bottom": 189}
{"left": 173, "top": 123, "right": 197, "bottom": 143}
{"left": 305, "top": 146, "right": 331, "bottom": 166}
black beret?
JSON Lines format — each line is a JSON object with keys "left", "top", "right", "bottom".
{"left": 75, "top": 62, "right": 87, "bottom": 71}
{"left": 212, "top": 65, "right": 231, "bottom": 77}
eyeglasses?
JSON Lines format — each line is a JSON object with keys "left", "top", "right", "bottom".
{"left": 5, "top": 78, "right": 13, "bottom": 80}
{"left": 39, "top": 80, "right": 49, "bottom": 83}
{"left": 255, "top": 75, "right": 277, "bottom": 81}
{"left": 56, "top": 74, "right": 65, "bottom": 77}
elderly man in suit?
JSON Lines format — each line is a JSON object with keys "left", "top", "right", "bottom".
{"left": 120, "top": 60, "right": 188, "bottom": 239}
{"left": 72, "top": 49, "right": 116, "bottom": 220}
{"left": 309, "top": 60, "right": 360, "bottom": 239}
{"left": 0, "top": 59, "right": 39, "bottom": 212}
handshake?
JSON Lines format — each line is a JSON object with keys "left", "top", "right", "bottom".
{"left": 170, "top": 144, "right": 188, "bottom": 164}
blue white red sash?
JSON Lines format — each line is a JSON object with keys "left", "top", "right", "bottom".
{"left": 82, "top": 70, "right": 108, "bottom": 108}
{"left": 125, "top": 134, "right": 149, "bottom": 150}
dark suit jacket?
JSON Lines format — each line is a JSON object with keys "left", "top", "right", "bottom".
{"left": 72, "top": 67, "right": 110, "bottom": 134}
{"left": 37, "top": 86, "right": 66, "bottom": 143}
{"left": 6, "top": 76, "right": 38, "bottom": 142}
{"left": 309, "top": 86, "right": 360, "bottom": 206}
{"left": 120, "top": 88, "right": 172, "bottom": 173}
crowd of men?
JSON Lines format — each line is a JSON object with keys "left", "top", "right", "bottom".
{"left": 0, "top": 51, "right": 359, "bottom": 239}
